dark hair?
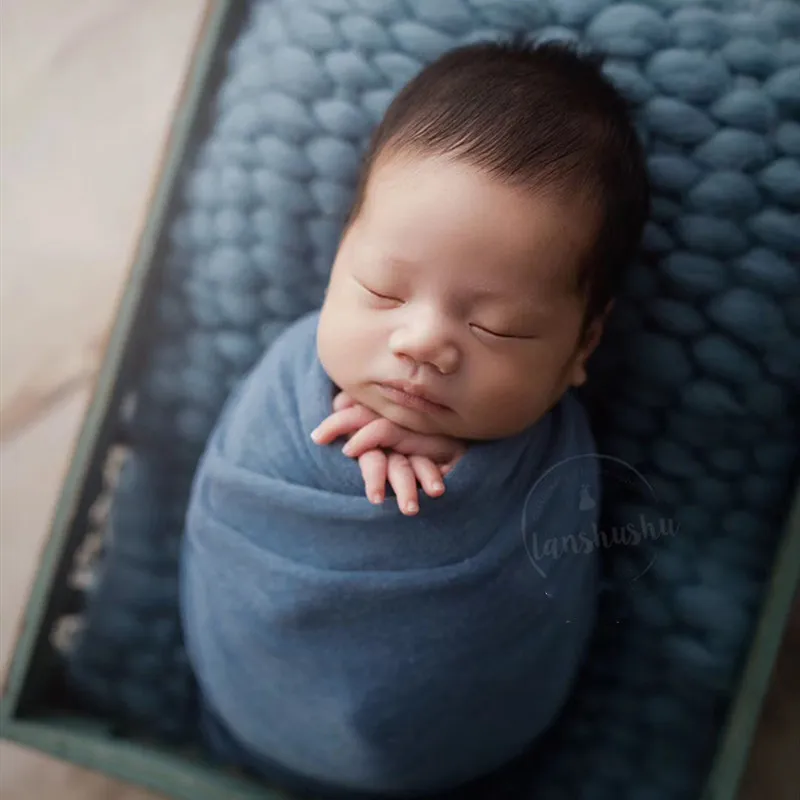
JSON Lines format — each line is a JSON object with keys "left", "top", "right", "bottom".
{"left": 347, "top": 36, "right": 651, "bottom": 333}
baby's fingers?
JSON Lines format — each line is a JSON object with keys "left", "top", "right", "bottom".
{"left": 341, "top": 418, "right": 399, "bottom": 457}
{"left": 358, "top": 450, "right": 388, "bottom": 506}
{"left": 311, "top": 405, "right": 377, "bottom": 445}
{"left": 342, "top": 419, "right": 454, "bottom": 462}
{"left": 408, "top": 456, "right": 446, "bottom": 498}
{"left": 387, "top": 453, "right": 420, "bottom": 516}
{"left": 333, "top": 391, "right": 358, "bottom": 412}
{"left": 440, "top": 445, "right": 467, "bottom": 476}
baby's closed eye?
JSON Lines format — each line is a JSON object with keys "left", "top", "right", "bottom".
{"left": 469, "top": 322, "right": 539, "bottom": 340}
{"left": 355, "top": 279, "right": 403, "bottom": 307}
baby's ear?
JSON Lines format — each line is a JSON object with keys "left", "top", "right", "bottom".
{"left": 583, "top": 300, "right": 614, "bottom": 355}
{"left": 569, "top": 301, "right": 614, "bottom": 388}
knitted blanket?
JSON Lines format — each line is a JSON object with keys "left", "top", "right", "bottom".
{"left": 65, "top": 1, "right": 800, "bottom": 798}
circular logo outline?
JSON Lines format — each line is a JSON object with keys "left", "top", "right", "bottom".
{"left": 520, "top": 453, "right": 662, "bottom": 582}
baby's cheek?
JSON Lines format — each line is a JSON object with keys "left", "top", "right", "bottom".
{"left": 470, "top": 362, "right": 554, "bottom": 433}
{"left": 319, "top": 325, "right": 369, "bottom": 400}
{"left": 317, "top": 307, "right": 350, "bottom": 383}
{"left": 474, "top": 358, "right": 531, "bottom": 402}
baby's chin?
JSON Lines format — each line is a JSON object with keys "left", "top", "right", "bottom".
{"left": 379, "top": 400, "right": 455, "bottom": 437}
{"left": 349, "top": 383, "right": 516, "bottom": 441}
{"left": 374, "top": 398, "right": 545, "bottom": 442}
{"left": 375, "top": 404, "right": 530, "bottom": 441}
{"left": 331, "top": 375, "right": 542, "bottom": 441}
{"left": 335, "top": 381, "right": 455, "bottom": 437}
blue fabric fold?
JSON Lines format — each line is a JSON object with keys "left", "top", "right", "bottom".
{"left": 180, "top": 309, "right": 602, "bottom": 796}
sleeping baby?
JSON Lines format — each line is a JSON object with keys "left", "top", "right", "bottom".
{"left": 179, "top": 37, "right": 650, "bottom": 799}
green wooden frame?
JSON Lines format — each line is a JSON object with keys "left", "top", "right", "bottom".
{"left": 2, "top": 2, "right": 798, "bottom": 798}
{"left": 700, "top": 484, "right": 800, "bottom": 800}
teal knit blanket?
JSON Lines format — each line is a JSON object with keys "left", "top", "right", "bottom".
{"left": 66, "top": 2, "right": 800, "bottom": 799}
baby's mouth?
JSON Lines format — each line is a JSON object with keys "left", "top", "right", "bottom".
{"left": 375, "top": 381, "right": 451, "bottom": 413}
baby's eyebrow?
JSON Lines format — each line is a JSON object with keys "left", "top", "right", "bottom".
{"left": 374, "top": 253, "right": 559, "bottom": 315}
{"left": 460, "top": 285, "right": 550, "bottom": 311}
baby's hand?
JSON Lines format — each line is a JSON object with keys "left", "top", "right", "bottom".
{"left": 311, "top": 392, "right": 466, "bottom": 515}
{"left": 358, "top": 449, "right": 446, "bottom": 515}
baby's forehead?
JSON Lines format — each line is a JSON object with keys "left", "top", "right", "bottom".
{"left": 354, "top": 152, "right": 596, "bottom": 296}
{"left": 456, "top": 255, "right": 581, "bottom": 309}
{"left": 368, "top": 153, "right": 596, "bottom": 247}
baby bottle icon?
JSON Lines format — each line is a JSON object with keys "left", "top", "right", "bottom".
{"left": 579, "top": 484, "right": 596, "bottom": 512}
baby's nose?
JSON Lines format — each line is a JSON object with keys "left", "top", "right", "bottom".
{"left": 389, "top": 321, "right": 459, "bottom": 375}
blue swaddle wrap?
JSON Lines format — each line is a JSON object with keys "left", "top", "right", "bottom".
{"left": 180, "top": 310, "right": 601, "bottom": 795}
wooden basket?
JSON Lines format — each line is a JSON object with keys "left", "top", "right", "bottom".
{"left": 2, "top": 3, "right": 799, "bottom": 799}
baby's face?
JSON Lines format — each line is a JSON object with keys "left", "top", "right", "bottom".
{"left": 317, "top": 152, "right": 605, "bottom": 440}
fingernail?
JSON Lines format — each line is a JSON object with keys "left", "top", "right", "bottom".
{"left": 405, "top": 502, "right": 418, "bottom": 515}
{"left": 342, "top": 442, "right": 353, "bottom": 455}
{"left": 310, "top": 429, "right": 320, "bottom": 442}
{"left": 370, "top": 493, "right": 383, "bottom": 505}
{"left": 432, "top": 482, "right": 444, "bottom": 494}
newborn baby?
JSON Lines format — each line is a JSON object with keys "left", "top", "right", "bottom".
{"left": 180, "top": 38, "right": 649, "bottom": 799}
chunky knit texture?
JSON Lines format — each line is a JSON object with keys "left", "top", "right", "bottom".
{"left": 66, "top": 1, "right": 800, "bottom": 798}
